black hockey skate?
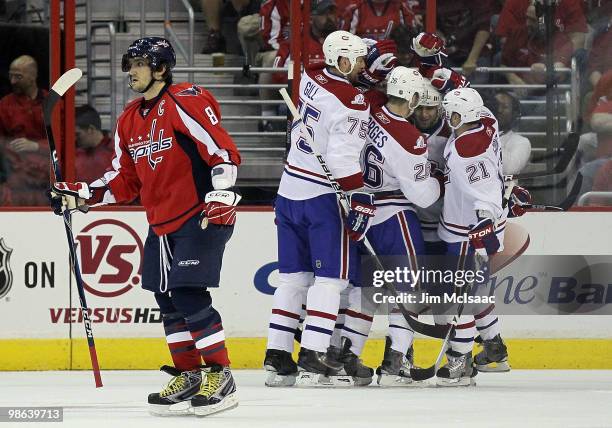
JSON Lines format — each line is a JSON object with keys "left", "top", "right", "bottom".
{"left": 295, "top": 347, "right": 344, "bottom": 387}
{"left": 191, "top": 365, "right": 238, "bottom": 417}
{"left": 376, "top": 337, "right": 421, "bottom": 387}
{"left": 148, "top": 365, "right": 202, "bottom": 416}
{"left": 337, "top": 337, "right": 373, "bottom": 386}
{"left": 264, "top": 349, "right": 298, "bottom": 387}
{"left": 474, "top": 334, "right": 511, "bottom": 372}
{"left": 436, "top": 350, "right": 477, "bottom": 387}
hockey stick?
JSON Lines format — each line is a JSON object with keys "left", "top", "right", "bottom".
{"left": 509, "top": 132, "right": 579, "bottom": 180}
{"left": 44, "top": 68, "right": 103, "bottom": 388}
{"left": 279, "top": 88, "right": 447, "bottom": 339}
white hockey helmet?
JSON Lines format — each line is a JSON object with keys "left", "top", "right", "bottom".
{"left": 442, "top": 87, "right": 483, "bottom": 129}
{"left": 420, "top": 81, "right": 442, "bottom": 107}
{"left": 386, "top": 66, "right": 425, "bottom": 110}
{"left": 323, "top": 30, "right": 368, "bottom": 76}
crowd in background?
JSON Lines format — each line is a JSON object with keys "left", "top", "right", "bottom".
{"left": 0, "top": 0, "right": 611, "bottom": 206}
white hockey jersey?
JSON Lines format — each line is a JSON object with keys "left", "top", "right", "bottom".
{"left": 438, "top": 107, "right": 507, "bottom": 244}
{"left": 414, "top": 118, "right": 451, "bottom": 241}
{"left": 363, "top": 99, "right": 441, "bottom": 226}
{"left": 277, "top": 68, "right": 370, "bottom": 200}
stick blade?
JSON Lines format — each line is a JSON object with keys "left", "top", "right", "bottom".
{"left": 410, "top": 365, "right": 436, "bottom": 382}
{"left": 51, "top": 68, "right": 83, "bottom": 96}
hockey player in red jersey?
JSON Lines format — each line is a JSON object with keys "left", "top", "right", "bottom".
{"left": 49, "top": 38, "right": 240, "bottom": 415}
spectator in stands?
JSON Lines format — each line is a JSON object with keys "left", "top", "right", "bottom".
{"left": 201, "top": 0, "right": 261, "bottom": 54}
{"left": 273, "top": 0, "right": 338, "bottom": 77}
{"left": 501, "top": 4, "right": 574, "bottom": 92}
{"left": 587, "top": 16, "right": 612, "bottom": 89}
{"left": 0, "top": 55, "right": 48, "bottom": 206}
{"left": 74, "top": 105, "right": 113, "bottom": 185}
{"left": 340, "top": 0, "right": 420, "bottom": 41}
{"left": 571, "top": 96, "right": 612, "bottom": 199}
{"left": 496, "top": 0, "right": 588, "bottom": 52}
{"left": 389, "top": 24, "right": 419, "bottom": 66}
{"left": 252, "top": 0, "right": 289, "bottom": 131}
{"left": 433, "top": 0, "right": 495, "bottom": 77}
{"left": 486, "top": 90, "right": 532, "bottom": 174}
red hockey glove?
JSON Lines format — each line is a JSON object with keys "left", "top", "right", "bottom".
{"left": 507, "top": 185, "right": 532, "bottom": 217}
{"left": 200, "top": 189, "right": 242, "bottom": 228}
{"left": 468, "top": 217, "right": 500, "bottom": 257}
{"left": 412, "top": 32, "right": 445, "bottom": 57}
{"left": 47, "top": 182, "right": 91, "bottom": 215}
{"left": 359, "top": 39, "right": 399, "bottom": 87}
{"left": 345, "top": 192, "right": 376, "bottom": 241}
{"left": 419, "top": 65, "right": 470, "bottom": 93}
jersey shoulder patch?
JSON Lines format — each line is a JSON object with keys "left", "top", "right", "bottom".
{"left": 371, "top": 105, "right": 427, "bottom": 155}
{"left": 455, "top": 125, "right": 494, "bottom": 158}
{"left": 307, "top": 69, "right": 369, "bottom": 111}
{"left": 172, "top": 83, "right": 203, "bottom": 97}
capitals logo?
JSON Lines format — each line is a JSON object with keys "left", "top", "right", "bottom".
{"left": 0, "top": 238, "right": 13, "bottom": 299}
{"left": 177, "top": 85, "right": 202, "bottom": 97}
{"left": 129, "top": 118, "right": 173, "bottom": 169}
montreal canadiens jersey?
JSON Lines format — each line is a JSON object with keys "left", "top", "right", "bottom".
{"left": 363, "top": 100, "right": 441, "bottom": 226}
{"left": 99, "top": 82, "right": 241, "bottom": 236}
{"left": 438, "top": 107, "right": 506, "bottom": 244}
{"left": 278, "top": 68, "right": 369, "bottom": 200}
{"left": 414, "top": 118, "right": 451, "bottom": 241}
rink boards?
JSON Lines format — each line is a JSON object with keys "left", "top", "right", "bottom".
{"left": 0, "top": 208, "right": 611, "bottom": 370}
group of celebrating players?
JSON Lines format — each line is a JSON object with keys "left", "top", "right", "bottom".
{"left": 265, "top": 30, "right": 532, "bottom": 390}
{"left": 46, "top": 28, "right": 534, "bottom": 418}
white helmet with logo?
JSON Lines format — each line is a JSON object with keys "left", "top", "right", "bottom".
{"left": 442, "top": 87, "right": 483, "bottom": 129}
{"left": 420, "top": 81, "right": 442, "bottom": 107}
{"left": 323, "top": 30, "right": 368, "bottom": 76}
{"left": 386, "top": 66, "right": 425, "bottom": 110}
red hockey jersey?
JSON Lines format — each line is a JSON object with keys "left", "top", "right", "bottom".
{"left": 340, "top": 0, "right": 417, "bottom": 40}
{"left": 102, "top": 83, "right": 241, "bottom": 235}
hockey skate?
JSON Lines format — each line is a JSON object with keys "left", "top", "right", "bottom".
{"left": 334, "top": 337, "right": 373, "bottom": 386}
{"left": 264, "top": 349, "right": 298, "bottom": 387}
{"left": 295, "top": 347, "right": 345, "bottom": 387}
{"left": 474, "top": 334, "right": 511, "bottom": 372}
{"left": 436, "top": 351, "right": 477, "bottom": 387}
{"left": 148, "top": 365, "right": 202, "bottom": 416}
{"left": 191, "top": 365, "right": 238, "bottom": 417}
{"left": 376, "top": 337, "right": 421, "bottom": 387}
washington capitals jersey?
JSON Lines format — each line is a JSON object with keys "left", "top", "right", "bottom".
{"left": 100, "top": 82, "right": 241, "bottom": 235}
{"left": 438, "top": 107, "right": 506, "bottom": 244}
{"left": 414, "top": 118, "right": 451, "bottom": 241}
{"left": 363, "top": 99, "right": 441, "bottom": 226}
{"left": 278, "top": 68, "right": 369, "bottom": 200}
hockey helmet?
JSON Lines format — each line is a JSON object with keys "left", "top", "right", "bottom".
{"left": 442, "top": 87, "right": 483, "bottom": 129}
{"left": 121, "top": 37, "right": 176, "bottom": 75}
{"left": 386, "top": 66, "right": 425, "bottom": 110}
{"left": 323, "top": 30, "right": 367, "bottom": 76}
{"left": 420, "top": 81, "right": 442, "bottom": 107}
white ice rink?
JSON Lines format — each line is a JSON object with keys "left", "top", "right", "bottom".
{"left": 1, "top": 370, "right": 611, "bottom": 428}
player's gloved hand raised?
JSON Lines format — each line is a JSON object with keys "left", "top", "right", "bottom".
{"left": 468, "top": 216, "right": 500, "bottom": 257}
{"left": 412, "top": 32, "right": 445, "bottom": 58}
{"left": 345, "top": 192, "right": 376, "bottom": 241}
{"left": 200, "top": 189, "right": 242, "bottom": 228}
{"left": 47, "top": 182, "right": 91, "bottom": 215}
{"left": 359, "top": 38, "right": 398, "bottom": 87}
{"left": 507, "top": 185, "right": 532, "bottom": 217}
{"left": 420, "top": 65, "right": 469, "bottom": 93}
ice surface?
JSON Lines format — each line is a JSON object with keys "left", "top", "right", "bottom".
{"left": 0, "top": 370, "right": 611, "bottom": 428}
